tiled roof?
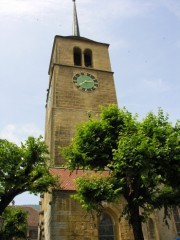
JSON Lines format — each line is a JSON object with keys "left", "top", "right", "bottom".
{"left": 50, "top": 168, "right": 109, "bottom": 191}
{"left": 19, "top": 206, "right": 39, "bottom": 227}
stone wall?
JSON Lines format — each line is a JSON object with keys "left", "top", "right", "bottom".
{"left": 45, "top": 36, "right": 117, "bottom": 166}
{"left": 41, "top": 190, "right": 135, "bottom": 240}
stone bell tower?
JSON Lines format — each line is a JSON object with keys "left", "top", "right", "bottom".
{"left": 39, "top": 1, "right": 178, "bottom": 240}
{"left": 45, "top": 0, "right": 117, "bottom": 166}
{"left": 39, "top": 1, "right": 121, "bottom": 239}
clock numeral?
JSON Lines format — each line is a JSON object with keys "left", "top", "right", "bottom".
{"left": 82, "top": 88, "right": 86, "bottom": 91}
{"left": 87, "top": 73, "right": 91, "bottom": 77}
{"left": 81, "top": 72, "right": 84, "bottom": 75}
{"left": 87, "top": 88, "right": 92, "bottom": 92}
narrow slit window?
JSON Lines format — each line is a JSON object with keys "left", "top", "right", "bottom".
{"left": 74, "top": 47, "right": 82, "bottom": 66}
{"left": 84, "top": 49, "right": 92, "bottom": 67}
{"left": 148, "top": 218, "right": 155, "bottom": 240}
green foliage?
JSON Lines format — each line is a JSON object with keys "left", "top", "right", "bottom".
{"left": 63, "top": 104, "right": 180, "bottom": 240}
{"left": 0, "top": 136, "right": 57, "bottom": 214}
{"left": 63, "top": 105, "right": 138, "bottom": 170}
{"left": 73, "top": 173, "right": 121, "bottom": 213}
{"left": 0, "top": 207, "right": 28, "bottom": 240}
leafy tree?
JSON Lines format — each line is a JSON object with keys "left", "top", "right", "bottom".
{"left": 0, "top": 207, "right": 28, "bottom": 240}
{"left": 63, "top": 105, "right": 180, "bottom": 240}
{"left": 0, "top": 136, "right": 57, "bottom": 215}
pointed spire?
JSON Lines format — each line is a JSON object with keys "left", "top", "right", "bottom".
{"left": 72, "top": 0, "right": 80, "bottom": 37}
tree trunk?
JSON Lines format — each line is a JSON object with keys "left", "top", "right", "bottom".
{"left": 129, "top": 203, "right": 144, "bottom": 240}
{"left": 0, "top": 195, "right": 14, "bottom": 215}
{"left": 0, "top": 189, "right": 22, "bottom": 215}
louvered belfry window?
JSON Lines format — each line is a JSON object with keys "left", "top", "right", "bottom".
{"left": 74, "top": 47, "right": 82, "bottom": 66}
{"left": 84, "top": 49, "right": 92, "bottom": 67}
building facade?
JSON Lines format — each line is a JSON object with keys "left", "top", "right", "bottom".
{"left": 39, "top": 1, "right": 179, "bottom": 240}
{"left": 21, "top": 206, "right": 39, "bottom": 239}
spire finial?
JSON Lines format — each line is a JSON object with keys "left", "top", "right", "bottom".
{"left": 72, "top": 0, "right": 80, "bottom": 36}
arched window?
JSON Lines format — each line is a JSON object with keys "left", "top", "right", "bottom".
{"left": 148, "top": 218, "right": 155, "bottom": 240}
{"left": 84, "top": 49, "right": 92, "bottom": 67}
{"left": 74, "top": 47, "right": 82, "bottom": 66}
{"left": 99, "top": 212, "right": 115, "bottom": 240}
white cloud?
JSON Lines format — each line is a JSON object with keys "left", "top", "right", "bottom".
{"left": 0, "top": 124, "right": 43, "bottom": 145}
{"left": 142, "top": 78, "right": 170, "bottom": 93}
{"left": 0, "top": 0, "right": 179, "bottom": 25}
{"left": 162, "top": 0, "right": 180, "bottom": 18}
{"left": 104, "top": 0, "right": 153, "bottom": 19}
{"left": 0, "top": 0, "right": 36, "bottom": 16}
{"left": 119, "top": 77, "right": 173, "bottom": 99}
{"left": 0, "top": 0, "right": 69, "bottom": 20}
{"left": 0, "top": 0, "right": 154, "bottom": 22}
{"left": 176, "top": 40, "right": 180, "bottom": 49}
{"left": 111, "top": 39, "right": 130, "bottom": 50}
{"left": 79, "top": 0, "right": 154, "bottom": 32}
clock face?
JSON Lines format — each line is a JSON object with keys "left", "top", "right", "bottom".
{"left": 73, "top": 72, "right": 99, "bottom": 92}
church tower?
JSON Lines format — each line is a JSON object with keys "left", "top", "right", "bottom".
{"left": 45, "top": 0, "right": 117, "bottom": 167}
{"left": 39, "top": 1, "right": 178, "bottom": 240}
{"left": 39, "top": 1, "right": 123, "bottom": 239}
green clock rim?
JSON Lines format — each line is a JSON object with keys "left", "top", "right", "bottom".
{"left": 73, "top": 72, "right": 99, "bottom": 91}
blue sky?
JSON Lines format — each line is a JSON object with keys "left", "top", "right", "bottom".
{"left": 0, "top": 0, "right": 179, "bottom": 205}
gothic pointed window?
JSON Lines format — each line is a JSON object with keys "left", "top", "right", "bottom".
{"left": 84, "top": 49, "right": 92, "bottom": 67}
{"left": 99, "top": 212, "right": 115, "bottom": 240}
{"left": 74, "top": 47, "right": 82, "bottom": 66}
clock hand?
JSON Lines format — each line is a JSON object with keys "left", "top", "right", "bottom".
{"left": 78, "top": 81, "right": 86, "bottom": 86}
{"left": 86, "top": 80, "right": 93, "bottom": 83}
{"left": 78, "top": 80, "right": 93, "bottom": 86}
